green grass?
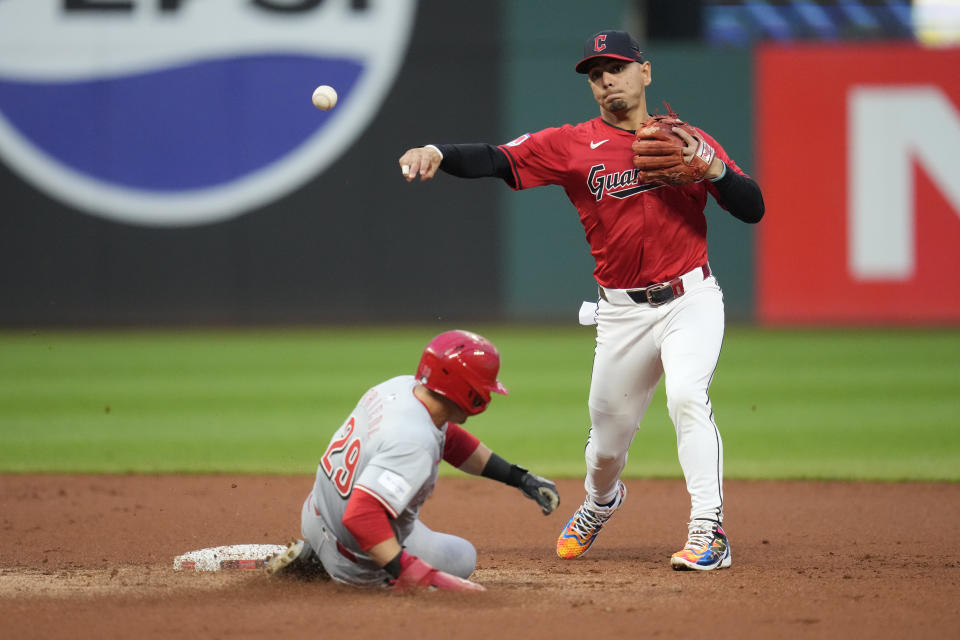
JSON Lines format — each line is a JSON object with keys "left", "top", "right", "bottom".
{"left": 0, "top": 326, "right": 958, "bottom": 481}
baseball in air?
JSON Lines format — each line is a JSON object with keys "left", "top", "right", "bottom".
{"left": 312, "top": 85, "right": 338, "bottom": 111}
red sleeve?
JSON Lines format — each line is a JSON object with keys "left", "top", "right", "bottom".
{"left": 342, "top": 490, "right": 396, "bottom": 551}
{"left": 442, "top": 422, "right": 481, "bottom": 467}
{"left": 497, "top": 125, "right": 570, "bottom": 190}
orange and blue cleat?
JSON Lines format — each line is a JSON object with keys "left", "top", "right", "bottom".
{"left": 670, "top": 519, "right": 732, "bottom": 571}
{"left": 556, "top": 481, "right": 626, "bottom": 559}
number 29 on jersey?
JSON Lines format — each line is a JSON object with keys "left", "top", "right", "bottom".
{"left": 321, "top": 416, "right": 363, "bottom": 497}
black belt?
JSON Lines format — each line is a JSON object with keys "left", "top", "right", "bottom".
{"left": 601, "top": 264, "right": 711, "bottom": 307}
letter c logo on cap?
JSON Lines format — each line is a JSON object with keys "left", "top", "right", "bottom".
{"left": 594, "top": 34, "right": 606, "bottom": 52}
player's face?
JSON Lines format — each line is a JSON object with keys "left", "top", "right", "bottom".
{"left": 587, "top": 59, "right": 651, "bottom": 114}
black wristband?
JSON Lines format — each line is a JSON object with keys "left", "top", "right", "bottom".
{"left": 383, "top": 550, "right": 404, "bottom": 580}
{"left": 481, "top": 453, "right": 527, "bottom": 488}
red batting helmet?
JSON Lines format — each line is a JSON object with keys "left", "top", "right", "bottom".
{"left": 416, "top": 330, "right": 509, "bottom": 416}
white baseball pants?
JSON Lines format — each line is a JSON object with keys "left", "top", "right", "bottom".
{"left": 585, "top": 270, "right": 725, "bottom": 523}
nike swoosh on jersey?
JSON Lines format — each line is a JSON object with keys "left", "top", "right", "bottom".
{"left": 590, "top": 139, "right": 610, "bottom": 149}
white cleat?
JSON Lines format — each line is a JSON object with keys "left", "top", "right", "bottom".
{"left": 265, "top": 539, "right": 328, "bottom": 580}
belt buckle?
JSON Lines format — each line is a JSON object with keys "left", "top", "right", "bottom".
{"left": 644, "top": 282, "right": 672, "bottom": 307}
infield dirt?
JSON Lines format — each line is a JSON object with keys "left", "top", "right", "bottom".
{"left": 1, "top": 474, "right": 957, "bottom": 639}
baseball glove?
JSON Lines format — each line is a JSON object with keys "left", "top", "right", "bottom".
{"left": 631, "top": 105, "right": 716, "bottom": 186}
{"left": 516, "top": 469, "right": 560, "bottom": 515}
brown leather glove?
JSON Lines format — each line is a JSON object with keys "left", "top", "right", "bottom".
{"left": 631, "top": 107, "right": 715, "bottom": 186}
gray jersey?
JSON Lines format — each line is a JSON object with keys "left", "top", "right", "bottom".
{"left": 310, "top": 375, "right": 444, "bottom": 555}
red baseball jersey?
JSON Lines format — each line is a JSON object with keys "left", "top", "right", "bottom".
{"left": 498, "top": 117, "right": 746, "bottom": 289}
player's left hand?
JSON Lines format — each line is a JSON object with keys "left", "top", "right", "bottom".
{"left": 392, "top": 552, "right": 486, "bottom": 592}
{"left": 517, "top": 471, "right": 560, "bottom": 515}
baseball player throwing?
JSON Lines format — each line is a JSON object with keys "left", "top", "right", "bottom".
{"left": 397, "top": 30, "right": 764, "bottom": 571}
{"left": 266, "top": 330, "right": 560, "bottom": 590}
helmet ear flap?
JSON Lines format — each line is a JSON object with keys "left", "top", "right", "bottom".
{"left": 466, "top": 388, "right": 486, "bottom": 411}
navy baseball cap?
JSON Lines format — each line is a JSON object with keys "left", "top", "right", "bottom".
{"left": 575, "top": 30, "right": 644, "bottom": 74}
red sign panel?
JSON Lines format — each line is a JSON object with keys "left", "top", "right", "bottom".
{"left": 756, "top": 45, "right": 960, "bottom": 324}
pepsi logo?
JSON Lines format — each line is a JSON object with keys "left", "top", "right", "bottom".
{"left": 0, "top": 0, "right": 417, "bottom": 227}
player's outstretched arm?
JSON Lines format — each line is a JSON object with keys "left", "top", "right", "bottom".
{"left": 442, "top": 424, "right": 559, "bottom": 515}
{"left": 460, "top": 445, "right": 560, "bottom": 515}
{"left": 399, "top": 143, "right": 514, "bottom": 183}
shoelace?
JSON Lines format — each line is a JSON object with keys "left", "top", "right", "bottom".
{"left": 569, "top": 501, "right": 613, "bottom": 538}
{"left": 685, "top": 523, "right": 718, "bottom": 549}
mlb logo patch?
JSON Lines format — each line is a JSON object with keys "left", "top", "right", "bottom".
{"left": 378, "top": 470, "right": 411, "bottom": 502}
{"left": 0, "top": 0, "right": 417, "bottom": 227}
{"left": 504, "top": 133, "right": 531, "bottom": 147}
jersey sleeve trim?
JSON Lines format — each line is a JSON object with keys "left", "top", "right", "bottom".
{"left": 497, "top": 145, "right": 524, "bottom": 190}
{"left": 354, "top": 484, "right": 399, "bottom": 519}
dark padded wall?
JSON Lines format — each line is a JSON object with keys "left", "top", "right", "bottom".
{"left": 0, "top": 1, "right": 503, "bottom": 327}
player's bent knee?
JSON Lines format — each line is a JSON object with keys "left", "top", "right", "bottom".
{"left": 424, "top": 538, "right": 476, "bottom": 579}
{"left": 586, "top": 443, "right": 626, "bottom": 467}
{"left": 446, "top": 541, "right": 477, "bottom": 579}
{"left": 587, "top": 409, "right": 639, "bottom": 455}
{"left": 405, "top": 527, "right": 477, "bottom": 579}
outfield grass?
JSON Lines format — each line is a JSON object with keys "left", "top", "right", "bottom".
{"left": 0, "top": 326, "right": 958, "bottom": 481}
